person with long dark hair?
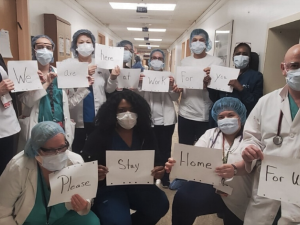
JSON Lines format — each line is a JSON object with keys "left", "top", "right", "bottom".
{"left": 81, "top": 90, "right": 169, "bottom": 225}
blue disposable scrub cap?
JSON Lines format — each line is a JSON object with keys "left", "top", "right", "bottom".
{"left": 24, "top": 121, "right": 65, "bottom": 158}
{"left": 71, "top": 29, "right": 96, "bottom": 58}
{"left": 117, "top": 40, "right": 133, "bottom": 49}
{"left": 211, "top": 97, "right": 247, "bottom": 125}
{"left": 189, "top": 28, "right": 212, "bottom": 52}
{"left": 31, "top": 35, "right": 55, "bottom": 63}
{"left": 149, "top": 49, "right": 165, "bottom": 62}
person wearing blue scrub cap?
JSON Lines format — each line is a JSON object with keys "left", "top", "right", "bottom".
{"left": 117, "top": 40, "right": 134, "bottom": 68}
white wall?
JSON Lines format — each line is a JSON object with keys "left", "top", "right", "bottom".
{"left": 169, "top": 0, "right": 300, "bottom": 72}
{"left": 28, "top": 0, "right": 121, "bottom": 47}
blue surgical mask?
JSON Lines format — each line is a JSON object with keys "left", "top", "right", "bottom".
{"left": 37, "top": 151, "right": 69, "bottom": 171}
{"left": 218, "top": 118, "right": 240, "bottom": 135}
{"left": 286, "top": 68, "right": 300, "bottom": 91}
{"left": 35, "top": 48, "right": 53, "bottom": 66}
{"left": 190, "top": 41, "right": 206, "bottom": 54}
{"left": 150, "top": 60, "right": 164, "bottom": 71}
{"left": 123, "top": 50, "right": 133, "bottom": 63}
{"left": 234, "top": 55, "right": 249, "bottom": 69}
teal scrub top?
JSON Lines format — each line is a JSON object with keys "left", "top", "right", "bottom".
{"left": 288, "top": 93, "right": 299, "bottom": 121}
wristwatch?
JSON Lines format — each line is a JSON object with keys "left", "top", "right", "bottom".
{"left": 231, "top": 164, "right": 238, "bottom": 176}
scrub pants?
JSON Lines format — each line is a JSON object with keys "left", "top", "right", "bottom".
{"left": 72, "top": 122, "right": 95, "bottom": 154}
{"left": 172, "top": 181, "right": 243, "bottom": 225}
{"left": 92, "top": 185, "right": 169, "bottom": 225}
{"left": 178, "top": 115, "right": 209, "bottom": 145}
{"left": 153, "top": 124, "right": 175, "bottom": 183}
{"left": 52, "top": 210, "right": 100, "bottom": 225}
{"left": 0, "top": 135, "right": 14, "bottom": 175}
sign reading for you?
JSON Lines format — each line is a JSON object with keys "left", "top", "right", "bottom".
{"left": 258, "top": 154, "right": 300, "bottom": 205}
{"left": 57, "top": 61, "right": 89, "bottom": 88}
{"left": 117, "top": 69, "right": 141, "bottom": 89}
{"left": 141, "top": 70, "right": 170, "bottom": 92}
{"left": 171, "top": 144, "right": 222, "bottom": 185}
{"left": 176, "top": 66, "right": 205, "bottom": 89}
{"left": 106, "top": 150, "right": 155, "bottom": 186}
{"left": 48, "top": 161, "right": 98, "bottom": 207}
{"left": 95, "top": 44, "right": 124, "bottom": 69}
{"left": 7, "top": 61, "right": 43, "bottom": 92}
{"left": 207, "top": 65, "right": 239, "bottom": 93}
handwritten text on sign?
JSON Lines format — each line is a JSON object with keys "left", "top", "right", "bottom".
{"left": 57, "top": 61, "right": 89, "bottom": 88}
{"left": 48, "top": 161, "right": 98, "bottom": 206}
{"left": 7, "top": 61, "right": 42, "bottom": 92}
{"left": 176, "top": 66, "right": 205, "bottom": 89}
{"left": 95, "top": 44, "right": 124, "bottom": 69}
{"left": 106, "top": 150, "right": 155, "bottom": 186}
{"left": 171, "top": 143, "right": 222, "bottom": 185}
{"left": 117, "top": 69, "right": 141, "bottom": 89}
{"left": 207, "top": 65, "right": 239, "bottom": 93}
{"left": 141, "top": 70, "right": 170, "bottom": 92}
{"left": 258, "top": 155, "right": 300, "bottom": 205}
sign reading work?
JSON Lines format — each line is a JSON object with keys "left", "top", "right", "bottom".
{"left": 95, "top": 44, "right": 124, "bottom": 69}
{"left": 141, "top": 70, "right": 170, "bottom": 92}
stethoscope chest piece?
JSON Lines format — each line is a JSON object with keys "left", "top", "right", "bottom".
{"left": 273, "top": 135, "right": 283, "bottom": 145}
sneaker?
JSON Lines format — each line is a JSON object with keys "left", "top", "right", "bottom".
{"left": 155, "top": 179, "right": 161, "bottom": 187}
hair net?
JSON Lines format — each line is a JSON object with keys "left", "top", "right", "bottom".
{"left": 117, "top": 40, "right": 133, "bottom": 48}
{"left": 135, "top": 56, "right": 141, "bottom": 62}
{"left": 211, "top": 97, "right": 247, "bottom": 125}
{"left": 71, "top": 29, "right": 96, "bottom": 58}
{"left": 31, "top": 35, "right": 55, "bottom": 62}
{"left": 149, "top": 49, "right": 165, "bottom": 62}
{"left": 189, "top": 29, "right": 212, "bottom": 52}
{"left": 24, "top": 121, "right": 65, "bottom": 158}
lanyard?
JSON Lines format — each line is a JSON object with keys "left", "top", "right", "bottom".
{"left": 273, "top": 111, "right": 284, "bottom": 145}
{"left": 38, "top": 166, "right": 52, "bottom": 225}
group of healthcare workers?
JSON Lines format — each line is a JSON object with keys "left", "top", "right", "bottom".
{"left": 0, "top": 25, "right": 299, "bottom": 225}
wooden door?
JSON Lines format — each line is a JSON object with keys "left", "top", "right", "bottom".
{"left": 186, "top": 39, "right": 191, "bottom": 57}
{"left": 181, "top": 42, "right": 185, "bottom": 59}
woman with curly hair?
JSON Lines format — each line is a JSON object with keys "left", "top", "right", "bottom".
{"left": 81, "top": 90, "right": 169, "bottom": 225}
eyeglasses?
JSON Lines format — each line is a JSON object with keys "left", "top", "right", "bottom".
{"left": 40, "top": 140, "right": 69, "bottom": 155}
{"left": 151, "top": 56, "right": 164, "bottom": 61}
{"left": 284, "top": 62, "right": 300, "bottom": 71}
{"left": 35, "top": 44, "right": 53, "bottom": 51}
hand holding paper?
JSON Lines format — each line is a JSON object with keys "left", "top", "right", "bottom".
{"left": 110, "top": 66, "right": 121, "bottom": 80}
{"left": 0, "top": 79, "right": 14, "bottom": 95}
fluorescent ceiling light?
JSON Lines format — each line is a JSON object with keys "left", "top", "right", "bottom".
{"left": 134, "top": 38, "right": 162, "bottom": 41}
{"left": 109, "top": 2, "right": 176, "bottom": 11}
{"left": 139, "top": 45, "right": 159, "bottom": 47}
{"left": 127, "top": 28, "right": 166, "bottom": 32}
{"left": 216, "top": 30, "right": 230, "bottom": 33}
{"left": 215, "top": 40, "right": 220, "bottom": 42}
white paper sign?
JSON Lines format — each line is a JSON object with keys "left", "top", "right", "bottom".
{"left": 48, "top": 161, "right": 98, "bottom": 207}
{"left": 95, "top": 44, "right": 124, "bottom": 69}
{"left": 208, "top": 65, "right": 239, "bottom": 93}
{"left": 7, "top": 61, "right": 43, "bottom": 92}
{"left": 258, "top": 155, "right": 300, "bottom": 205}
{"left": 0, "top": 29, "right": 13, "bottom": 58}
{"left": 176, "top": 66, "right": 205, "bottom": 89}
{"left": 106, "top": 150, "right": 155, "bottom": 186}
{"left": 66, "top": 39, "right": 71, "bottom": 55}
{"left": 171, "top": 143, "right": 222, "bottom": 185}
{"left": 59, "top": 37, "right": 64, "bottom": 53}
{"left": 57, "top": 61, "right": 89, "bottom": 88}
{"left": 141, "top": 70, "right": 170, "bottom": 92}
{"left": 117, "top": 69, "right": 141, "bottom": 89}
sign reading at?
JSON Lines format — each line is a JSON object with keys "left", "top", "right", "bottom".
{"left": 176, "top": 66, "right": 205, "bottom": 89}
{"left": 141, "top": 70, "right": 170, "bottom": 92}
{"left": 171, "top": 143, "right": 222, "bottom": 185}
{"left": 48, "top": 161, "right": 98, "bottom": 207}
{"left": 95, "top": 44, "right": 124, "bottom": 69}
{"left": 7, "top": 61, "right": 43, "bottom": 92}
{"left": 106, "top": 150, "right": 155, "bottom": 186}
{"left": 117, "top": 69, "right": 141, "bottom": 89}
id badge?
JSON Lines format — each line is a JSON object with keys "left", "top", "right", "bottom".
{"left": 213, "top": 183, "right": 233, "bottom": 196}
{"left": 1, "top": 93, "right": 12, "bottom": 109}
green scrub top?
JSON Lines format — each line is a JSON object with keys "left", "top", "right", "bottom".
{"left": 288, "top": 93, "right": 299, "bottom": 121}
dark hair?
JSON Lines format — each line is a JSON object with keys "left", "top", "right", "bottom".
{"left": 95, "top": 90, "right": 152, "bottom": 138}
{"left": 234, "top": 43, "right": 251, "bottom": 55}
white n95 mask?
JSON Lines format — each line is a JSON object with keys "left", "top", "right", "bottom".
{"left": 234, "top": 55, "right": 249, "bottom": 69}
{"left": 36, "top": 48, "right": 53, "bottom": 66}
{"left": 117, "top": 112, "right": 138, "bottom": 130}
{"left": 190, "top": 41, "right": 206, "bottom": 54}
{"left": 37, "top": 151, "right": 69, "bottom": 171}
{"left": 150, "top": 60, "right": 164, "bottom": 71}
{"left": 217, "top": 118, "right": 240, "bottom": 135}
{"left": 76, "top": 43, "right": 94, "bottom": 57}
{"left": 123, "top": 51, "right": 133, "bottom": 63}
{"left": 287, "top": 69, "right": 300, "bottom": 91}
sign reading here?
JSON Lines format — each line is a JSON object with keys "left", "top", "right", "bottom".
{"left": 95, "top": 44, "right": 124, "bottom": 69}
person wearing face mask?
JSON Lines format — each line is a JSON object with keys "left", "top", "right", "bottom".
{"left": 67, "top": 29, "right": 120, "bottom": 154}
{"left": 204, "top": 43, "right": 263, "bottom": 126}
{"left": 241, "top": 44, "right": 300, "bottom": 225}
{"left": 81, "top": 90, "right": 169, "bottom": 225}
{"left": 117, "top": 40, "right": 134, "bottom": 68}
{"left": 0, "top": 121, "right": 100, "bottom": 225}
{"left": 132, "top": 56, "right": 144, "bottom": 72}
{"left": 165, "top": 97, "right": 252, "bottom": 225}
{"left": 17, "top": 35, "right": 93, "bottom": 151}
{"left": 138, "top": 49, "right": 179, "bottom": 187}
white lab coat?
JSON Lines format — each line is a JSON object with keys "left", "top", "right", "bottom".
{"left": 243, "top": 85, "right": 300, "bottom": 225}
{"left": 0, "top": 150, "right": 91, "bottom": 225}
{"left": 195, "top": 128, "right": 253, "bottom": 221}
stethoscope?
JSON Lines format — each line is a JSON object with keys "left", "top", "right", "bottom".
{"left": 210, "top": 130, "right": 243, "bottom": 148}
{"left": 273, "top": 111, "right": 284, "bottom": 145}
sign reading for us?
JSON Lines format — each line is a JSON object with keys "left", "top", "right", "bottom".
{"left": 176, "top": 66, "right": 205, "bottom": 89}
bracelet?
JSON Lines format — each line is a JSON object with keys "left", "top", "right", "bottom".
{"left": 231, "top": 164, "right": 238, "bottom": 175}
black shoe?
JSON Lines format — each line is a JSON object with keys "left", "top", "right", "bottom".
{"left": 161, "top": 179, "right": 170, "bottom": 188}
